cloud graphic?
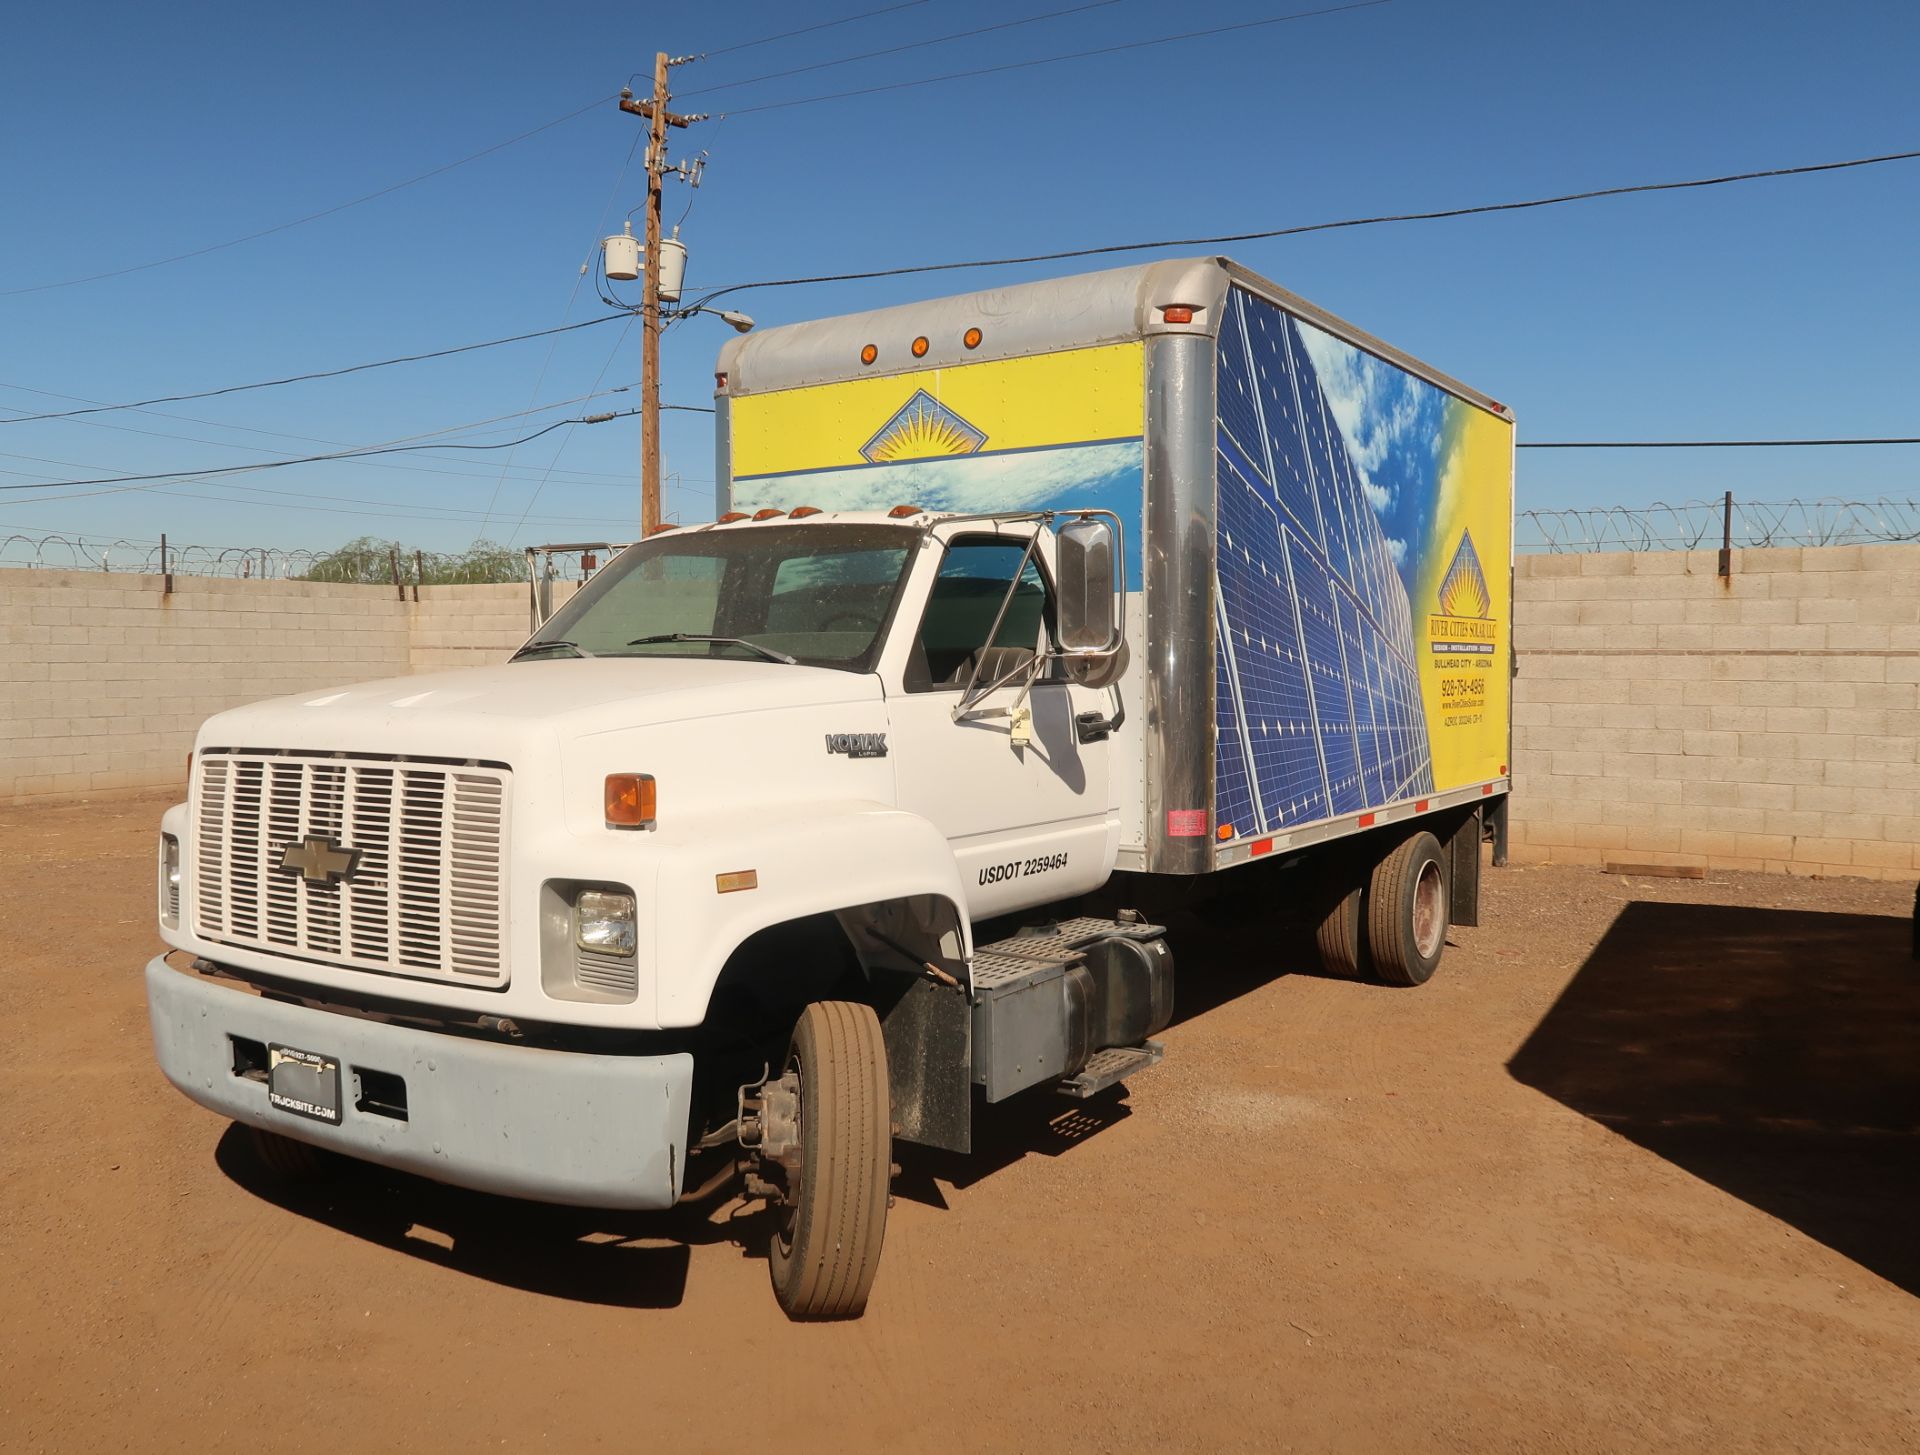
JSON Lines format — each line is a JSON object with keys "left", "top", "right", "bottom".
{"left": 1295, "top": 323, "right": 1429, "bottom": 517}
{"left": 737, "top": 441, "right": 1143, "bottom": 517}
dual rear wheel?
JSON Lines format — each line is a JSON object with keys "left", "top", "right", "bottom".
{"left": 1313, "top": 828, "right": 1449, "bottom": 987}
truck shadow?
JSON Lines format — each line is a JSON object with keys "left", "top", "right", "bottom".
{"left": 214, "top": 1127, "right": 735, "bottom": 1308}
{"left": 1507, "top": 900, "right": 1920, "bottom": 1296}
{"left": 892, "top": 1086, "right": 1133, "bottom": 1209}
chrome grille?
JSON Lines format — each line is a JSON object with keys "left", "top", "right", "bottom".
{"left": 194, "top": 751, "right": 510, "bottom": 985}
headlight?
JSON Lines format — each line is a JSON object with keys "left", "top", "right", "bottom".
{"left": 159, "top": 833, "right": 181, "bottom": 926}
{"left": 575, "top": 889, "right": 636, "bottom": 957}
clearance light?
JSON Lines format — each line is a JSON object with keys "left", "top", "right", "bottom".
{"left": 963, "top": 327, "right": 983, "bottom": 349}
{"left": 789, "top": 505, "right": 822, "bottom": 518}
{"left": 1160, "top": 305, "right": 1196, "bottom": 324}
{"left": 717, "top": 511, "right": 750, "bottom": 523}
{"left": 887, "top": 504, "right": 923, "bottom": 518}
{"left": 647, "top": 522, "right": 679, "bottom": 536}
{"left": 715, "top": 870, "right": 758, "bottom": 894}
{"left": 714, "top": 371, "right": 728, "bottom": 389}
{"left": 1216, "top": 823, "right": 1234, "bottom": 841}
{"left": 752, "top": 508, "right": 784, "bottom": 520}
{"left": 910, "top": 335, "right": 930, "bottom": 358}
{"left": 860, "top": 344, "right": 878, "bottom": 366}
{"left": 604, "top": 773, "right": 657, "bottom": 830}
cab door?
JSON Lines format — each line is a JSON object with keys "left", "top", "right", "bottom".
{"left": 881, "top": 529, "right": 1117, "bottom": 918}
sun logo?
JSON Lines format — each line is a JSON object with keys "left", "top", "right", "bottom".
{"left": 1436, "top": 530, "right": 1491, "bottom": 619}
{"left": 860, "top": 390, "right": 988, "bottom": 463}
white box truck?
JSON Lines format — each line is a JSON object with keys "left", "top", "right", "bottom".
{"left": 146, "top": 257, "right": 1514, "bottom": 1318}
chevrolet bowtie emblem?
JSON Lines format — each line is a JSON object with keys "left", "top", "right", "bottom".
{"left": 278, "top": 835, "right": 361, "bottom": 886}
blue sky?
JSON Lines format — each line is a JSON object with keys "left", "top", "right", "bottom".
{"left": 1, "top": 0, "right": 1914, "bottom": 557}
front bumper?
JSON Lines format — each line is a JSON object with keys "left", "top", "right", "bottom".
{"left": 145, "top": 957, "right": 693, "bottom": 1210}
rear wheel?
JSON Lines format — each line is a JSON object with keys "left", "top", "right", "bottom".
{"left": 1312, "top": 871, "right": 1370, "bottom": 980}
{"left": 1366, "top": 830, "right": 1449, "bottom": 986}
{"left": 767, "top": 1001, "right": 892, "bottom": 1320}
{"left": 247, "top": 1125, "right": 330, "bottom": 1181}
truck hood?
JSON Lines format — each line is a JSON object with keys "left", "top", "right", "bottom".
{"left": 199, "top": 657, "right": 885, "bottom": 759}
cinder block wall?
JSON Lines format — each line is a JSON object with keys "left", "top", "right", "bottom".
{"left": 1510, "top": 544, "right": 1920, "bottom": 881}
{"left": 0, "top": 571, "right": 557, "bottom": 802}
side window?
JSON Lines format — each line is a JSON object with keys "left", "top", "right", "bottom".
{"left": 912, "top": 538, "right": 1053, "bottom": 689}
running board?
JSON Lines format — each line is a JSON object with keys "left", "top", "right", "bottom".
{"left": 1058, "top": 1040, "right": 1164, "bottom": 1099}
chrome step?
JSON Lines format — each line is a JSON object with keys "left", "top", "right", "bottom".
{"left": 1057, "top": 1039, "right": 1163, "bottom": 1099}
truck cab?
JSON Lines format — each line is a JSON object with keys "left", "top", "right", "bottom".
{"left": 148, "top": 507, "right": 1167, "bottom": 1320}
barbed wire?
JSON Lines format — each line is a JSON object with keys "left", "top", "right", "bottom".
{"left": 5, "top": 499, "right": 1915, "bottom": 579}
{"left": 1517, "top": 497, "right": 1919, "bottom": 553}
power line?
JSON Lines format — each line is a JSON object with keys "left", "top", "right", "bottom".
{"left": 0, "top": 94, "right": 618, "bottom": 299}
{"left": 685, "top": 0, "right": 1121, "bottom": 98}
{"left": 2, "top": 403, "right": 714, "bottom": 496}
{"left": 0, "top": 315, "right": 628, "bottom": 425}
{"left": 476, "top": 126, "right": 652, "bottom": 538}
{"left": 687, "top": 145, "right": 1920, "bottom": 306}
{"left": 716, "top": 1, "right": 1389, "bottom": 116}
{"left": 0, "top": 413, "right": 637, "bottom": 493}
{"left": 1520, "top": 436, "right": 1920, "bottom": 449}
{"left": 700, "top": 1, "right": 933, "bottom": 60}
{"left": 0, "top": 382, "right": 644, "bottom": 485}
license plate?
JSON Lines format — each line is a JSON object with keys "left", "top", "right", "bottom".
{"left": 267, "top": 1044, "right": 341, "bottom": 1125}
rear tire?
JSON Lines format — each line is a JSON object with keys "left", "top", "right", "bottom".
{"left": 1366, "top": 830, "right": 1449, "bottom": 987}
{"left": 768, "top": 1001, "right": 892, "bottom": 1321}
{"left": 1312, "top": 873, "right": 1370, "bottom": 980}
{"left": 248, "top": 1125, "right": 330, "bottom": 1181}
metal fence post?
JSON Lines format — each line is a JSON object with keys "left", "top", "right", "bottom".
{"left": 1717, "top": 490, "right": 1733, "bottom": 578}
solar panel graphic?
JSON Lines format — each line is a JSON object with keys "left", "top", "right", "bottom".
{"left": 1213, "top": 288, "right": 1434, "bottom": 835}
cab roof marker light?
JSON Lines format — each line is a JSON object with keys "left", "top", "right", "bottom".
{"left": 717, "top": 511, "right": 750, "bottom": 523}
{"left": 647, "top": 522, "right": 679, "bottom": 536}
{"left": 887, "top": 504, "right": 923, "bottom": 518}
{"left": 788, "top": 505, "right": 822, "bottom": 518}
{"left": 752, "top": 508, "right": 784, "bottom": 521}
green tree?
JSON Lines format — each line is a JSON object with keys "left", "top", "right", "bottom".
{"left": 301, "top": 537, "right": 526, "bottom": 586}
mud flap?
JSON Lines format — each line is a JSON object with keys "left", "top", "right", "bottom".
{"left": 874, "top": 975, "right": 972, "bottom": 1155}
{"left": 1448, "top": 806, "right": 1483, "bottom": 929}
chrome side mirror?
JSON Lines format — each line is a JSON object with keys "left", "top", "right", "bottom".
{"left": 1053, "top": 512, "right": 1126, "bottom": 689}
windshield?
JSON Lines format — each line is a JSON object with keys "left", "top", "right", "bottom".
{"left": 521, "top": 523, "right": 919, "bottom": 671}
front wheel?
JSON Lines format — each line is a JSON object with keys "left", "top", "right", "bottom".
{"left": 1366, "top": 830, "right": 1449, "bottom": 986}
{"left": 767, "top": 1001, "right": 892, "bottom": 1320}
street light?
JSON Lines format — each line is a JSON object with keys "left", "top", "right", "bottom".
{"left": 675, "top": 305, "right": 755, "bottom": 334}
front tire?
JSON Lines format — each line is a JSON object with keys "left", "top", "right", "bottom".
{"left": 768, "top": 1001, "right": 892, "bottom": 1320}
{"left": 1366, "top": 830, "right": 1449, "bottom": 986}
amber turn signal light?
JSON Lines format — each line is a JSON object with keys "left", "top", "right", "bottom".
{"left": 605, "top": 773, "right": 656, "bottom": 830}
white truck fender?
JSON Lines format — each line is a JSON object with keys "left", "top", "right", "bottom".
{"left": 650, "top": 799, "right": 970, "bottom": 1028}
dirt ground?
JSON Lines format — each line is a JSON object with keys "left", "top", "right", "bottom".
{"left": 2, "top": 791, "right": 1916, "bottom": 1453}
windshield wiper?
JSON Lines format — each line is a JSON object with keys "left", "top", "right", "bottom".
{"left": 626, "top": 632, "right": 797, "bottom": 665}
{"left": 510, "top": 638, "right": 588, "bottom": 660}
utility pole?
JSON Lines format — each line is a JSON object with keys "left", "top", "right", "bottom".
{"left": 619, "top": 54, "right": 704, "bottom": 536}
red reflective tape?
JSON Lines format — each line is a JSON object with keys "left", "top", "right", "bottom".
{"left": 1166, "top": 809, "right": 1208, "bottom": 838}
{"left": 1251, "top": 838, "right": 1274, "bottom": 857}
{"left": 1357, "top": 812, "right": 1376, "bottom": 828}
{"left": 1415, "top": 799, "right": 1429, "bottom": 812}
{"left": 1482, "top": 783, "right": 1494, "bottom": 795}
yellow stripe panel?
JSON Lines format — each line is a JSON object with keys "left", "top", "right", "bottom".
{"left": 732, "top": 342, "right": 1145, "bottom": 478}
